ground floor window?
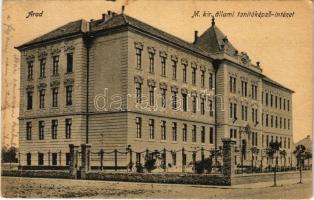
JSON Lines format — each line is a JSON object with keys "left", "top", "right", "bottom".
{"left": 38, "top": 153, "right": 44, "bottom": 166}
{"left": 136, "top": 153, "right": 141, "bottom": 164}
{"left": 27, "top": 153, "right": 31, "bottom": 166}
{"left": 52, "top": 153, "right": 58, "bottom": 165}
{"left": 182, "top": 154, "right": 187, "bottom": 165}
{"left": 66, "top": 153, "right": 71, "bottom": 166}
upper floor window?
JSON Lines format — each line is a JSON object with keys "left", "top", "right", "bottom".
{"left": 149, "top": 86, "right": 155, "bottom": 106}
{"left": 39, "top": 121, "right": 45, "bottom": 140}
{"left": 287, "top": 100, "right": 290, "bottom": 111}
{"left": 65, "top": 119, "right": 72, "bottom": 139}
{"left": 208, "top": 99, "right": 213, "bottom": 117}
{"left": 135, "top": 83, "right": 142, "bottom": 104}
{"left": 52, "top": 88, "right": 59, "bottom": 107}
{"left": 172, "top": 122, "right": 177, "bottom": 142}
{"left": 27, "top": 61, "right": 33, "bottom": 80}
{"left": 209, "top": 127, "right": 214, "bottom": 144}
{"left": 192, "top": 96, "right": 197, "bottom": 113}
{"left": 201, "top": 70, "right": 205, "bottom": 87}
{"left": 39, "top": 89, "right": 45, "bottom": 109}
{"left": 209, "top": 72, "right": 213, "bottom": 89}
{"left": 200, "top": 97, "right": 205, "bottom": 115}
{"left": 182, "top": 124, "right": 187, "bottom": 142}
{"left": 241, "top": 105, "right": 248, "bottom": 121}
{"left": 270, "top": 94, "right": 273, "bottom": 107}
{"left": 182, "top": 93, "right": 188, "bottom": 112}
{"left": 39, "top": 58, "right": 46, "bottom": 78}
{"left": 230, "top": 103, "right": 237, "bottom": 120}
{"left": 161, "top": 88, "right": 166, "bottom": 108}
{"left": 149, "top": 119, "right": 155, "bottom": 140}
{"left": 52, "top": 56, "right": 59, "bottom": 75}
{"left": 66, "top": 86, "right": 73, "bottom": 106}
{"left": 229, "top": 76, "right": 236, "bottom": 93}
{"left": 161, "top": 57, "right": 166, "bottom": 77}
{"left": 265, "top": 93, "right": 269, "bottom": 106}
{"left": 26, "top": 122, "right": 32, "bottom": 140}
{"left": 201, "top": 126, "right": 205, "bottom": 143}
{"left": 251, "top": 85, "right": 257, "bottom": 100}
{"left": 149, "top": 52, "right": 154, "bottom": 73}
{"left": 66, "top": 53, "right": 73, "bottom": 73}
{"left": 38, "top": 153, "right": 44, "bottom": 166}
{"left": 51, "top": 120, "right": 58, "bottom": 139}
{"left": 172, "top": 60, "right": 177, "bottom": 80}
{"left": 172, "top": 91, "right": 177, "bottom": 110}
{"left": 279, "top": 97, "right": 282, "bottom": 109}
{"left": 192, "top": 67, "right": 196, "bottom": 85}
{"left": 192, "top": 125, "right": 197, "bottom": 143}
{"left": 275, "top": 96, "right": 278, "bottom": 108}
{"left": 241, "top": 81, "right": 247, "bottom": 97}
{"left": 27, "top": 91, "right": 33, "bottom": 110}
{"left": 136, "top": 117, "right": 142, "bottom": 138}
{"left": 283, "top": 99, "right": 286, "bottom": 110}
{"left": 182, "top": 64, "right": 187, "bottom": 83}
{"left": 161, "top": 120, "right": 166, "bottom": 140}
{"left": 136, "top": 48, "right": 142, "bottom": 69}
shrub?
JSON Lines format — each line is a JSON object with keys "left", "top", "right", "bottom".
{"left": 144, "top": 158, "right": 156, "bottom": 173}
{"left": 136, "top": 162, "right": 144, "bottom": 173}
{"left": 195, "top": 160, "right": 205, "bottom": 174}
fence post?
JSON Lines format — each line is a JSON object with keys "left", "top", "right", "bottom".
{"left": 182, "top": 147, "right": 185, "bottom": 173}
{"left": 163, "top": 148, "right": 166, "bottom": 172}
{"left": 100, "top": 149, "right": 104, "bottom": 170}
{"left": 69, "top": 144, "right": 79, "bottom": 178}
{"left": 114, "top": 149, "right": 118, "bottom": 171}
{"left": 222, "top": 138, "right": 236, "bottom": 185}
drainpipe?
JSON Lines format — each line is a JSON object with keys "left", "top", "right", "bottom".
{"left": 213, "top": 59, "right": 221, "bottom": 165}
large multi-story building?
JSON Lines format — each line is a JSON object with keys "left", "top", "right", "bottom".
{"left": 17, "top": 10, "right": 294, "bottom": 170}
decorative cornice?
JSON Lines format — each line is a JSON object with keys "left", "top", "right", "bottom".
{"left": 38, "top": 51, "right": 47, "bottom": 59}
{"left": 171, "top": 55, "right": 178, "bottom": 62}
{"left": 64, "top": 78, "right": 74, "bottom": 86}
{"left": 181, "top": 58, "right": 188, "bottom": 65}
{"left": 200, "top": 65, "right": 206, "bottom": 72}
{"left": 181, "top": 87, "right": 188, "bottom": 94}
{"left": 26, "top": 55, "right": 35, "bottom": 62}
{"left": 159, "top": 50, "right": 167, "bottom": 58}
{"left": 147, "top": 79, "right": 156, "bottom": 87}
{"left": 64, "top": 45, "right": 75, "bottom": 53}
{"left": 191, "top": 61, "right": 197, "bottom": 69}
{"left": 51, "top": 48, "right": 61, "bottom": 56}
{"left": 26, "top": 85, "right": 34, "bottom": 92}
{"left": 50, "top": 80, "right": 60, "bottom": 88}
{"left": 191, "top": 90, "right": 197, "bottom": 97}
{"left": 147, "top": 46, "right": 156, "bottom": 54}
{"left": 171, "top": 85, "right": 178, "bottom": 93}
{"left": 159, "top": 82, "right": 168, "bottom": 90}
{"left": 37, "top": 83, "right": 47, "bottom": 90}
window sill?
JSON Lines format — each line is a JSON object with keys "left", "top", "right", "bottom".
{"left": 135, "top": 138, "right": 142, "bottom": 141}
{"left": 160, "top": 140, "right": 167, "bottom": 143}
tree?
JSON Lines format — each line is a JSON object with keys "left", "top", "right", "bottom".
{"left": 293, "top": 144, "right": 306, "bottom": 184}
{"left": 1, "top": 146, "right": 18, "bottom": 163}
{"left": 266, "top": 141, "right": 281, "bottom": 186}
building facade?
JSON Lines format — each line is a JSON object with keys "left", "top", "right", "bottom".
{"left": 17, "top": 11, "right": 294, "bottom": 170}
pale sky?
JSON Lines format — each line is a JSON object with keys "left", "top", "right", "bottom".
{"left": 2, "top": 0, "right": 312, "bottom": 147}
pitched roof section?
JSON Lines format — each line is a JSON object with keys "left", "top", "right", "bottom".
{"left": 195, "top": 20, "right": 238, "bottom": 56}
{"left": 262, "top": 75, "right": 294, "bottom": 93}
{"left": 17, "top": 19, "right": 87, "bottom": 49}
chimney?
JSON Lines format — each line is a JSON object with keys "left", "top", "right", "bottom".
{"left": 122, "top": 5, "right": 125, "bottom": 14}
{"left": 194, "top": 31, "right": 198, "bottom": 43}
{"left": 256, "top": 61, "right": 260, "bottom": 67}
{"left": 222, "top": 36, "right": 228, "bottom": 43}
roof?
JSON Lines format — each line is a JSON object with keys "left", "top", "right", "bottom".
{"left": 262, "top": 75, "right": 294, "bottom": 93}
{"left": 17, "top": 20, "right": 86, "bottom": 49}
{"left": 295, "top": 135, "right": 312, "bottom": 152}
{"left": 195, "top": 20, "right": 238, "bottom": 56}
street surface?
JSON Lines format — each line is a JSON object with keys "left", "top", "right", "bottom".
{"left": 1, "top": 176, "right": 312, "bottom": 198}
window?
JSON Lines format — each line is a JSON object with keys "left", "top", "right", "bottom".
{"left": 38, "top": 153, "right": 44, "bottom": 165}
{"left": 161, "top": 121, "right": 166, "bottom": 140}
{"left": 262, "top": 135, "right": 264, "bottom": 147}
{"left": 241, "top": 81, "right": 247, "bottom": 97}
{"left": 229, "top": 76, "right": 236, "bottom": 93}
{"left": 182, "top": 64, "right": 187, "bottom": 83}
{"left": 67, "top": 53, "right": 73, "bottom": 73}
{"left": 26, "top": 122, "right": 32, "bottom": 140}
{"left": 280, "top": 117, "right": 282, "bottom": 129}
{"left": 266, "top": 135, "right": 269, "bottom": 147}
{"left": 192, "top": 125, "right": 196, "bottom": 143}
{"left": 288, "top": 119, "right": 290, "bottom": 130}
{"left": 266, "top": 114, "right": 269, "bottom": 127}
{"left": 275, "top": 116, "right": 278, "bottom": 128}
{"left": 283, "top": 99, "right": 286, "bottom": 110}
{"left": 182, "top": 153, "right": 187, "bottom": 166}
{"left": 271, "top": 115, "right": 273, "bottom": 127}
{"left": 182, "top": 124, "right": 187, "bottom": 142}
{"left": 27, "top": 91, "right": 33, "bottom": 110}
{"left": 262, "top": 113, "right": 264, "bottom": 126}
{"left": 279, "top": 97, "right": 282, "bottom": 109}
{"left": 149, "top": 86, "right": 155, "bottom": 106}
{"left": 136, "top": 117, "right": 142, "bottom": 138}
{"left": 284, "top": 137, "right": 287, "bottom": 148}
{"left": 65, "top": 119, "right": 72, "bottom": 139}
{"left": 251, "top": 85, "right": 258, "bottom": 100}
{"left": 172, "top": 152, "right": 176, "bottom": 166}
{"left": 149, "top": 119, "right": 155, "bottom": 139}
{"left": 136, "top": 48, "right": 142, "bottom": 69}
{"left": 201, "top": 70, "right": 205, "bottom": 87}
{"left": 270, "top": 94, "right": 273, "bottom": 107}
{"left": 209, "top": 127, "right": 214, "bottom": 144}
{"left": 52, "top": 88, "right": 58, "bottom": 107}
{"left": 161, "top": 88, "right": 166, "bottom": 108}
{"left": 172, "top": 122, "right": 177, "bottom": 142}
{"left": 209, "top": 99, "right": 213, "bottom": 117}
{"left": 284, "top": 118, "right": 286, "bottom": 129}
{"left": 149, "top": 52, "right": 154, "bottom": 73}
{"left": 275, "top": 96, "right": 278, "bottom": 108}
{"left": 201, "top": 126, "right": 205, "bottom": 143}
{"left": 136, "top": 153, "right": 141, "bottom": 164}
{"left": 287, "top": 100, "right": 290, "bottom": 111}
{"left": 39, "top": 58, "right": 46, "bottom": 78}
{"left": 39, "top": 89, "right": 45, "bottom": 109}
{"left": 200, "top": 98, "right": 205, "bottom": 115}
{"left": 192, "top": 96, "right": 197, "bottom": 113}
{"left": 172, "top": 60, "right": 177, "bottom": 80}
{"left": 161, "top": 57, "right": 166, "bottom": 77}
{"left": 27, "top": 153, "right": 31, "bottom": 166}
{"left": 39, "top": 121, "right": 45, "bottom": 140}
{"left": 192, "top": 67, "right": 196, "bottom": 85}
{"left": 266, "top": 93, "right": 269, "bottom": 106}
{"left": 241, "top": 105, "right": 248, "bottom": 121}
{"left": 66, "top": 153, "right": 71, "bottom": 166}
{"left": 51, "top": 120, "right": 58, "bottom": 139}
{"left": 27, "top": 61, "right": 33, "bottom": 80}
{"left": 66, "top": 86, "right": 73, "bottom": 106}
{"left": 209, "top": 72, "right": 213, "bottom": 89}
{"left": 172, "top": 91, "right": 177, "bottom": 110}
{"left": 288, "top": 138, "right": 290, "bottom": 149}
{"left": 182, "top": 93, "right": 187, "bottom": 112}
{"left": 52, "top": 55, "right": 59, "bottom": 75}
{"left": 52, "top": 153, "right": 58, "bottom": 165}
{"left": 136, "top": 83, "right": 142, "bottom": 104}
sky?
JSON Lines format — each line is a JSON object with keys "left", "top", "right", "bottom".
{"left": 1, "top": 0, "right": 312, "bottom": 147}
